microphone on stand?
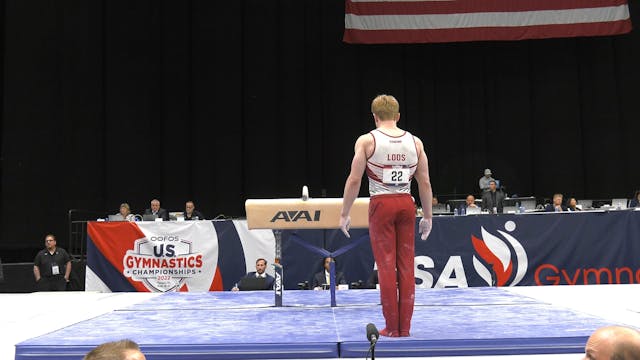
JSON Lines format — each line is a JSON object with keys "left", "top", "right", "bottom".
{"left": 366, "top": 323, "right": 379, "bottom": 344}
{"left": 366, "top": 323, "right": 379, "bottom": 360}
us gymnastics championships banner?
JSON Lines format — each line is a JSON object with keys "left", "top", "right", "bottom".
{"left": 86, "top": 220, "right": 275, "bottom": 292}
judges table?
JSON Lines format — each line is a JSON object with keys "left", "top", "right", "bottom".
{"left": 85, "top": 209, "right": 640, "bottom": 292}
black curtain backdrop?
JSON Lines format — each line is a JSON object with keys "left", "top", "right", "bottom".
{"left": 1, "top": 0, "right": 639, "bottom": 258}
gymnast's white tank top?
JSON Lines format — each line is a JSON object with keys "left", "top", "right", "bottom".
{"left": 366, "top": 129, "right": 418, "bottom": 196}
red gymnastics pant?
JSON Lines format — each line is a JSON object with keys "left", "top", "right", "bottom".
{"left": 369, "top": 193, "right": 416, "bottom": 336}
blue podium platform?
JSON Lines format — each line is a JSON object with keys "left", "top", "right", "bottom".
{"left": 15, "top": 287, "right": 616, "bottom": 359}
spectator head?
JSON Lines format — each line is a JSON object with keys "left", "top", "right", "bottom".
{"left": 119, "top": 203, "right": 131, "bottom": 217}
{"left": 489, "top": 180, "right": 497, "bottom": 191}
{"left": 185, "top": 201, "right": 195, "bottom": 215}
{"left": 44, "top": 234, "right": 56, "bottom": 250}
{"left": 83, "top": 339, "right": 145, "bottom": 360}
{"left": 553, "top": 194, "right": 563, "bottom": 206}
{"left": 583, "top": 325, "right": 640, "bottom": 360}
{"left": 255, "top": 258, "right": 267, "bottom": 275}
{"left": 150, "top": 199, "right": 160, "bottom": 212}
{"left": 466, "top": 195, "right": 476, "bottom": 206}
{"left": 323, "top": 256, "right": 336, "bottom": 271}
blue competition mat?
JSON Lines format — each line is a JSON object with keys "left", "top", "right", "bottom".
{"left": 124, "top": 287, "right": 541, "bottom": 311}
{"left": 15, "top": 288, "right": 612, "bottom": 360}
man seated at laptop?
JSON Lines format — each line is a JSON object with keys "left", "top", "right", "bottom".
{"left": 312, "top": 256, "right": 347, "bottom": 290}
{"left": 231, "top": 258, "right": 275, "bottom": 291}
{"left": 110, "top": 203, "right": 135, "bottom": 221}
{"left": 143, "top": 199, "right": 169, "bottom": 221}
{"left": 184, "top": 201, "right": 205, "bottom": 221}
{"left": 464, "top": 195, "right": 481, "bottom": 214}
{"left": 465, "top": 195, "right": 478, "bottom": 209}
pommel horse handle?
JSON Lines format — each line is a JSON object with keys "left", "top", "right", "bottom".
{"left": 244, "top": 197, "right": 370, "bottom": 230}
{"left": 244, "top": 197, "right": 370, "bottom": 307}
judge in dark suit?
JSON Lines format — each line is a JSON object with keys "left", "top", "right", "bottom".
{"left": 232, "top": 258, "right": 275, "bottom": 291}
{"left": 312, "top": 256, "right": 347, "bottom": 290}
{"left": 545, "top": 193, "right": 568, "bottom": 212}
{"left": 481, "top": 180, "right": 505, "bottom": 214}
{"left": 144, "top": 199, "right": 170, "bottom": 221}
{"left": 629, "top": 190, "right": 640, "bottom": 208}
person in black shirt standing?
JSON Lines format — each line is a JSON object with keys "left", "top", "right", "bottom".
{"left": 481, "top": 180, "right": 505, "bottom": 214}
{"left": 33, "top": 234, "right": 71, "bottom": 291}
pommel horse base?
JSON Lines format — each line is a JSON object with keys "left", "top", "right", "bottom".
{"left": 245, "top": 197, "right": 370, "bottom": 307}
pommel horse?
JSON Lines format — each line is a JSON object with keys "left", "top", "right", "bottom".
{"left": 245, "top": 191, "right": 369, "bottom": 307}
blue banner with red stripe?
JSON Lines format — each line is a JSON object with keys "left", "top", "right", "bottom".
{"left": 86, "top": 211, "right": 640, "bottom": 292}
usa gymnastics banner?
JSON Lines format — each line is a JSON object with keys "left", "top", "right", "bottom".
{"left": 413, "top": 210, "right": 640, "bottom": 288}
{"left": 281, "top": 210, "right": 640, "bottom": 288}
{"left": 87, "top": 211, "right": 640, "bottom": 292}
{"left": 86, "top": 220, "right": 275, "bottom": 292}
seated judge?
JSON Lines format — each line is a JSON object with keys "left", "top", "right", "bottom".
{"left": 481, "top": 180, "right": 505, "bottom": 214}
{"left": 545, "top": 193, "right": 568, "bottom": 212}
{"left": 232, "top": 258, "right": 275, "bottom": 291}
{"left": 629, "top": 190, "right": 640, "bottom": 208}
{"left": 312, "top": 256, "right": 347, "bottom": 290}
{"left": 112, "top": 203, "right": 135, "bottom": 221}
{"left": 465, "top": 195, "right": 478, "bottom": 209}
{"left": 144, "top": 199, "right": 170, "bottom": 221}
{"left": 567, "top": 197, "right": 581, "bottom": 212}
{"left": 184, "top": 201, "right": 205, "bottom": 220}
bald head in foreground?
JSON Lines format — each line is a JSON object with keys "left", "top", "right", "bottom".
{"left": 83, "top": 339, "right": 145, "bottom": 360}
{"left": 583, "top": 326, "right": 640, "bottom": 360}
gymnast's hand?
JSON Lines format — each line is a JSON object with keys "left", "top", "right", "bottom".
{"left": 339, "top": 215, "right": 351, "bottom": 238}
{"left": 419, "top": 218, "right": 432, "bottom": 241}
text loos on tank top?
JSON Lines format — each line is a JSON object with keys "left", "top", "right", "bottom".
{"left": 366, "top": 129, "right": 418, "bottom": 196}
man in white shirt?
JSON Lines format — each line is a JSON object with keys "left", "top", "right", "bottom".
{"left": 479, "top": 169, "right": 495, "bottom": 193}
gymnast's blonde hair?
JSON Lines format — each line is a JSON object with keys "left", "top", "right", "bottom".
{"left": 371, "top": 94, "right": 399, "bottom": 121}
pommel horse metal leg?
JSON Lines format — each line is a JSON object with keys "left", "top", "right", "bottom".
{"left": 273, "top": 229, "right": 283, "bottom": 307}
{"left": 329, "top": 260, "right": 337, "bottom": 307}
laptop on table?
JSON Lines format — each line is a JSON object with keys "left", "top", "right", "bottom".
{"left": 142, "top": 214, "right": 158, "bottom": 221}
{"left": 238, "top": 277, "right": 267, "bottom": 291}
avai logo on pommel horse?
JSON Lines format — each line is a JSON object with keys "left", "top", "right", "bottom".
{"left": 270, "top": 210, "right": 321, "bottom": 223}
{"left": 245, "top": 194, "right": 371, "bottom": 307}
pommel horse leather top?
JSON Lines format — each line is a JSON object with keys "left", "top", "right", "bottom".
{"left": 245, "top": 197, "right": 370, "bottom": 230}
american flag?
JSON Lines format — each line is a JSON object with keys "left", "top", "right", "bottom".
{"left": 344, "top": 0, "right": 632, "bottom": 44}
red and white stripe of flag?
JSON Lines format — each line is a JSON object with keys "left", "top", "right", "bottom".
{"left": 344, "top": 0, "right": 632, "bottom": 44}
